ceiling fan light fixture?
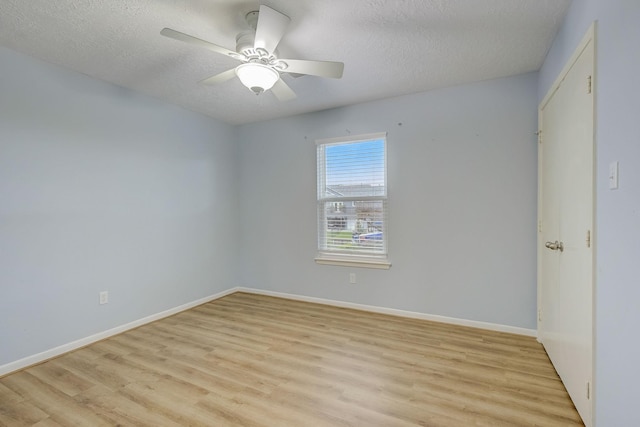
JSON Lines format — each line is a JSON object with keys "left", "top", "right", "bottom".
{"left": 235, "top": 63, "right": 279, "bottom": 95}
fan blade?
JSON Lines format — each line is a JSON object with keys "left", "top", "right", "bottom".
{"left": 254, "top": 5, "right": 290, "bottom": 54}
{"left": 199, "top": 68, "right": 237, "bottom": 86}
{"left": 279, "top": 59, "right": 344, "bottom": 79}
{"left": 160, "top": 28, "right": 245, "bottom": 60}
{"left": 271, "top": 79, "right": 297, "bottom": 101}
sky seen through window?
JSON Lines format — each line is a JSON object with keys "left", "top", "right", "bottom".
{"left": 325, "top": 139, "right": 385, "bottom": 187}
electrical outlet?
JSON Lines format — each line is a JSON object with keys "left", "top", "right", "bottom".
{"left": 99, "top": 291, "right": 108, "bottom": 305}
{"left": 349, "top": 273, "right": 356, "bottom": 284}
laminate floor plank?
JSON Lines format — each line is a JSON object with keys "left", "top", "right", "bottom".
{"left": 0, "top": 399, "right": 48, "bottom": 426}
{"left": 0, "top": 292, "right": 583, "bottom": 426}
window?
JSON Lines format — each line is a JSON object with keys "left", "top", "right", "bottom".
{"left": 315, "top": 132, "right": 390, "bottom": 269}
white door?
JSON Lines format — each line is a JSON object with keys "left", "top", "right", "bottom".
{"left": 538, "top": 25, "right": 595, "bottom": 426}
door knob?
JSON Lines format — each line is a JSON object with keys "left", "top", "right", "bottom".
{"left": 545, "top": 240, "right": 564, "bottom": 252}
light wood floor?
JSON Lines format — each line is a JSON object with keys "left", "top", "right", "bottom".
{"left": 1, "top": 292, "right": 583, "bottom": 426}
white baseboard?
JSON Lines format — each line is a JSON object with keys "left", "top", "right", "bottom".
{"left": 237, "top": 287, "right": 537, "bottom": 338}
{"left": 0, "top": 287, "right": 238, "bottom": 377}
{"left": 1, "top": 286, "right": 536, "bottom": 377}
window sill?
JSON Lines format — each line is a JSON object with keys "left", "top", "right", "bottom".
{"left": 314, "top": 255, "right": 391, "bottom": 270}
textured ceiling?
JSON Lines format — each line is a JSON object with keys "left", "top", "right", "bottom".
{"left": 0, "top": 0, "right": 570, "bottom": 125}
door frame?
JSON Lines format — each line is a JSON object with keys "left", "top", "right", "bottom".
{"left": 537, "top": 22, "right": 597, "bottom": 426}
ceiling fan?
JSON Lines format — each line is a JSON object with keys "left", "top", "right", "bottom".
{"left": 160, "top": 5, "right": 344, "bottom": 101}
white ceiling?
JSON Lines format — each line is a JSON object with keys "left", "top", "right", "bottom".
{"left": 0, "top": 0, "right": 570, "bottom": 125}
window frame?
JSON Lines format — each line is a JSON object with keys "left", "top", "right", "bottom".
{"left": 315, "top": 132, "right": 391, "bottom": 269}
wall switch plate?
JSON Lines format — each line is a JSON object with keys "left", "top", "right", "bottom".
{"left": 349, "top": 273, "right": 356, "bottom": 284}
{"left": 609, "top": 161, "right": 619, "bottom": 189}
{"left": 99, "top": 291, "right": 108, "bottom": 305}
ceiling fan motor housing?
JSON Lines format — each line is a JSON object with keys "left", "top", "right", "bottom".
{"left": 235, "top": 30, "right": 256, "bottom": 55}
{"left": 236, "top": 10, "right": 263, "bottom": 57}
{"left": 236, "top": 30, "right": 283, "bottom": 71}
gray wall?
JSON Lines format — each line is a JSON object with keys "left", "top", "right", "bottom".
{"left": 0, "top": 41, "right": 543, "bottom": 372}
{"left": 238, "top": 73, "right": 539, "bottom": 329}
{"left": 0, "top": 48, "right": 240, "bottom": 365}
{"left": 539, "top": 1, "right": 640, "bottom": 424}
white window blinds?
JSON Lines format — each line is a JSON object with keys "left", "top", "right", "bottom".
{"left": 316, "top": 133, "right": 388, "bottom": 258}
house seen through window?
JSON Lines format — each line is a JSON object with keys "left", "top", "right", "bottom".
{"left": 316, "top": 132, "right": 389, "bottom": 268}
